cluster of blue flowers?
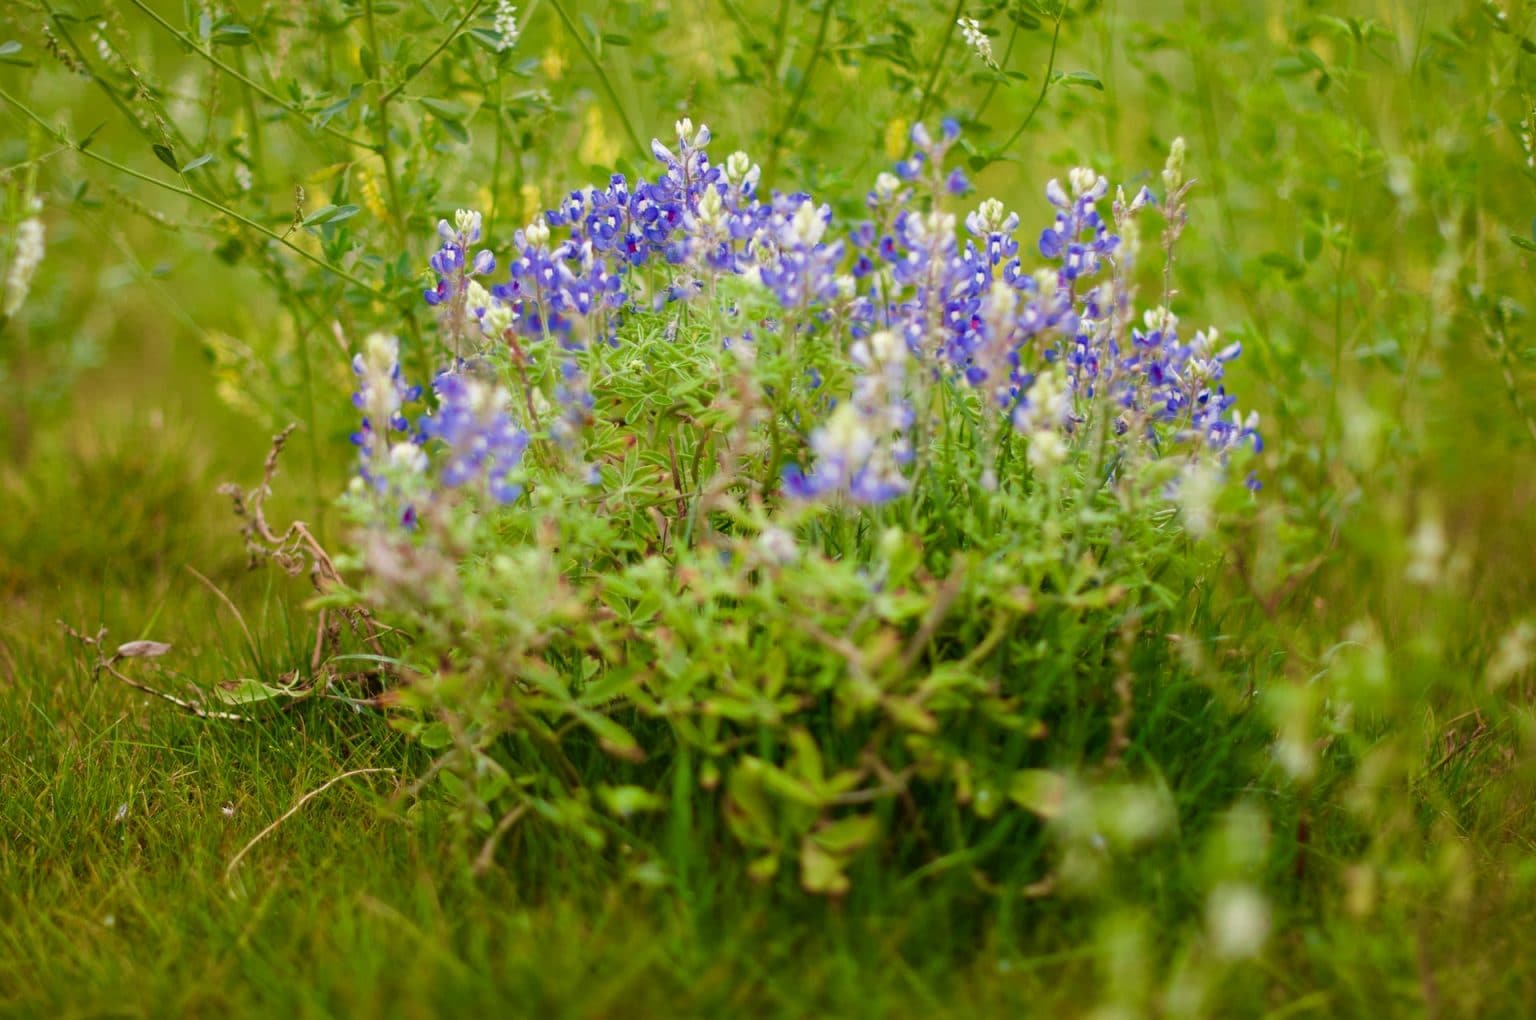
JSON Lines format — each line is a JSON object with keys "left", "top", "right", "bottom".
{"left": 350, "top": 332, "right": 529, "bottom": 525}
{"left": 354, "top": 118, "right": 1261, "bottom": 520}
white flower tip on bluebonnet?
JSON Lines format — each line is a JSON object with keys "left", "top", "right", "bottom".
{"left": 1144, "top": 305, "right": 1178, "bottom": 334}
{"left": 1206, "top": 883, "right": 1270, "bottom": 960}
{"left": 363, "top": 332, "right": 400, "bottom": 377}
{"left": 1045, "top": 178, "right": 1070, "bottom": 209}
{"left": 873, "top": 171, "right": 901, "bottom": 202}
{"left": 454, "top": 209, "right": 483, "bottom": 244}
{"left": 1163, "top": 136, "right": 1188, "bottom": 192}
{"left": 481, "top": 298, "right": 515, "bottom": 338}
{"left": 724, "top": 151, "right": 759, "bottom": 189}
{"left": 389, "top": 441, "right": 428, "bottom": 474}
{"left": 788, "top": 201, "right": 828, "bottom": 248}
{"left": 694, "top": 188, "right": 727, "bottom": 231}
{"left": 524, "top": 218, "right": 551, "bottom": 249}
{"left": 968, "top": 196, "right": 1012, "bottom": 234}
{"left": 493, "top": 0, "right": 519, "bottom": 51}
{"left": 3, "top": 214, "right": 45, "bottom": 318}
{"left": 869, "top": 328, "right": 905, "bottom": 365}
{"left": 957, "top": 16, "right": 997, "bottom": 69}
{"left": 1032, "top": 267, "right": 1059, "bottom": 300}
{"left": 1068, "top": 167, "right": 1106, "bottom": 201}
{"left": 674, "top": 118, "right": 708, "bottom": 150}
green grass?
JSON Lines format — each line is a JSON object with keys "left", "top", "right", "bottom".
{"left": 3, "top": 0, "right": 1536, "bottom": 1015}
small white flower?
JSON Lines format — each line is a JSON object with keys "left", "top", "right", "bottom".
{"left": 957, "top": 16, "right": 997, "bottom": 70}
{"left": 872, "top": 171, "right": 901, "bottom": 202}
{"left": 3, "top": 214, "right": 45, "bottom": 318}
{"left": 493, "top": 0, "right": 519, "bottom": 51}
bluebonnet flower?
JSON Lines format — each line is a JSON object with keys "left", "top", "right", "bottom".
{"left": 785, "top": 329, "right": 914, "bottom": 504}
{"left": 425, "top": 210, "right": 502, "bottom": 356}
{"left": 397, "top": 121, "right": 1262, "bottom": 510}
{"left": 351, "top": 333, "right": 421, "bottom": 480}
{"left": 420, "top": 370, "right": 530, "bottom": 504}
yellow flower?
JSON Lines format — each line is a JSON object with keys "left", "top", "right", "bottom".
{"left": 578, "top": 104, "right": 618, "bottom": 167}
{"left": 541, "top": 48, "right": 566, "bottom": 81}
{"left": 519, "top": 184, "right": 542, "bottom": 223}
{"left": 884, "top": 118, "right": 908, "bottom": 160}
{"left": 359, "top": 168, "right": 388, "bottom": 220}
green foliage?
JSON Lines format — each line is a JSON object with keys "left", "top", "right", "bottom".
{"left": 0, "top": 0, "right": 1534, "bottom": 1015}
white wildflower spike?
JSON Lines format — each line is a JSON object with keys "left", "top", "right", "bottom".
{"left": 493, "top": 0, "right": 520, "bottom": 51}
{"left": 957, "top": 16, "right": 997, "bottom": 70}
{"left": 1163, "top": 136, "right": 1187, "bottom": 193}
{"left": 3, "top": 206, "right": 44, "bottom": 318}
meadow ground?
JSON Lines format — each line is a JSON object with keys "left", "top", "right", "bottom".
{"left": 3, "top": 1, "right": 1536, "bottom": 1016}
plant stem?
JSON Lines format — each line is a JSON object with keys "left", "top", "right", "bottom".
{"left": 548, "top": 0, "right": 647, "bottom": 158}
{"left": 765, "top": 0, "right": 834, "bottom": 186}
{"left": 971, "top": 17, "right": 1022, "bottom": 123}
{"left": 381, "top": 0, "right": 488, "bottom": 104}
{"left": 996, "top": 1, "right": 1068, "bottom": 155}
{"left": 124, "top": 0, "right": 377, "bottom": 152}
{"left": 915, "top": 0, "right": 967, "bottom": 126}
{"left": 0, "top": 85, "right": 384, "bottom": 296}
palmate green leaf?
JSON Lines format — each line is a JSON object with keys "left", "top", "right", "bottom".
{"left": 1059, "top": 70, "right": 1104, "bottom": 90}
{"left": 210, "top": 677, "right": 308, "bottom": 708}
{"left": 302, "top": 204, "right": 362, "bottom": 227}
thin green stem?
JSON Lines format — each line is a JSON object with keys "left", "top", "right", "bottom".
{"left": 548, "top": 0, "right": 646, "bottom": 158}
{"left": 971, "top": 17, "right": 1022, "bottom": 124}
{"left": 381, "top": 0, "right": 487, "bottom": 104}
{"left": 765, "top": 0, "right": 834, "bottom": 186}
{"left": 124, "top": 0, "right": 377, "bottom": 152}
{"left": 997, "top": 2, "right": 1068, "bottom": 155}
{"left": 915, "top": 0, "right": 967, "bottom": 126}
{"left": 0, "top": 85, "right": 384, "bottom": 296}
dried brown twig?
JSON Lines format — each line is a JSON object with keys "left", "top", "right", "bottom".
{"left": 62, "top": 623, "right": 248, "bottom": 722}
{"left": 219, "top": 425, "right": 390, "bottom": 671}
